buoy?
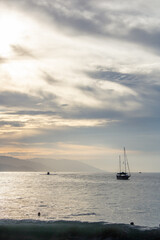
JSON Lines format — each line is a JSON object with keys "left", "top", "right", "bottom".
{"left": 130, "top": 222, "right": 134, "bottom": 225}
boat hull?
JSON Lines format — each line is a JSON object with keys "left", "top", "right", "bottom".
{"left": 116, "top": 172, "right": 130, "bottom": 180}
{"left": 116, "top": 175, "right": 130, "bottom": 180}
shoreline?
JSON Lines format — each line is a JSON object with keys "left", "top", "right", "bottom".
{"left": 0, "top": 220, "right": 159, "bottom": 240}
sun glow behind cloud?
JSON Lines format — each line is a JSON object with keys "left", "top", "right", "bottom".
{"left": 0, "top": 11, "right": 28, "bottom": 56}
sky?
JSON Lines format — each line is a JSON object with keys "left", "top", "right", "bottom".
{"left": 0, "top": 0, "right": 160, "bottom": 172}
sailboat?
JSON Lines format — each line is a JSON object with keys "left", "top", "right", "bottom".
{"left": 116, "top": 147, "right": 131, "bottom": 180}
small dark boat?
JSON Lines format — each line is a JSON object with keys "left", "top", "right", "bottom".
{"left": 116, "top": 147, "right": 131, "bottom": 180}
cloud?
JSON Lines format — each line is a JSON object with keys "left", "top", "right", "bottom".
{"left": 42, "top": 72, "right": 60, "bottom": 85}
{"left": 0, "top": 90, "right": 58, "bottom": 110}
{"left": 7, "top": 110, "right": 57, "bottom": 116}
{"left": 3, "top": 0, "right": 160, "bottom": 55}
{"left": 3, "top": 0, "right": 107, "bottom": 35}
{"left": 126, "top": 27, "right": 160, "bottom": 54}
{"left": 11, "top": 44, "right": 35, "bottom": 58}
{"left": 0, "top": 121, "right": 24, "bottom": 127}
{"left": 0, "top": 56, "right": 7, "bottom": 63}
{"left": 87, "top": 66, "right": 160, "bottom": 89}
{"left": 86, "top": 67, "right": 160, "bottom": 118}
{"left": 87, "top": 68, "right": 144, "bottom": 88}
{"left": 0, "top": 91, "right": 41, "bottom": 108}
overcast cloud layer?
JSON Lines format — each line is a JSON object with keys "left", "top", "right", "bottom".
{"left": 0, "top": 0, "right": 160, "bottom": 171}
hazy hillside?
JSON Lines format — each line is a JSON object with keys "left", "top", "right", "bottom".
{"left": 0, "top": 156, "right": 101, "bottom": 172}
{"left": 0, "top": 156, "right": 46, "bottom": 172}
{"left": 31, "top": 158, "right": 101, "bottom": 172}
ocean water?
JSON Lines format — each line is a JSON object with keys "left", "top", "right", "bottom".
{"left": 0, "top": 172, "right": 159, "bottom": 239}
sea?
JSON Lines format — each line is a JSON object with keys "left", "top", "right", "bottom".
{"left": 0, "top": 172, "right": 159, "bottom": 239}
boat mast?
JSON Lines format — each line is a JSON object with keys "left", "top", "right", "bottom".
{"left": 124, "top": 147, "right": 126, "bottom": 173}
{"left": 126, "top": 153, "right": 131, "bottom": 176}
{"left": 124, "top": 147, "right": 131, "bottom": 176}
{"left": 119, "top": 155, "right": 121, "bottom": 172}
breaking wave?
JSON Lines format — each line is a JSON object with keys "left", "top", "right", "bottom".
{"left": 0, "top": 220, "right": 160, "bottom": 240}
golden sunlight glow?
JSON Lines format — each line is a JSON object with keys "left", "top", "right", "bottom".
{"left": 0, "top": 143, "right": 121, "bottom": 160}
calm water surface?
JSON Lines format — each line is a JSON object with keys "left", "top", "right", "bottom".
{"left": 0, "top": 172, "right": 159, "bottom": 227}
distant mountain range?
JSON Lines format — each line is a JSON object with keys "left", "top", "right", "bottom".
{"left": 0, "top": 156, "right": 101, "bottom": 172}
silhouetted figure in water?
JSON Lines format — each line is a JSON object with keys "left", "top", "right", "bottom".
{"left": 47, "top": 172, "right": 50, "bottom": 175}
{"left": 38, "top": 212, "right": 41, "bottom": 217}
